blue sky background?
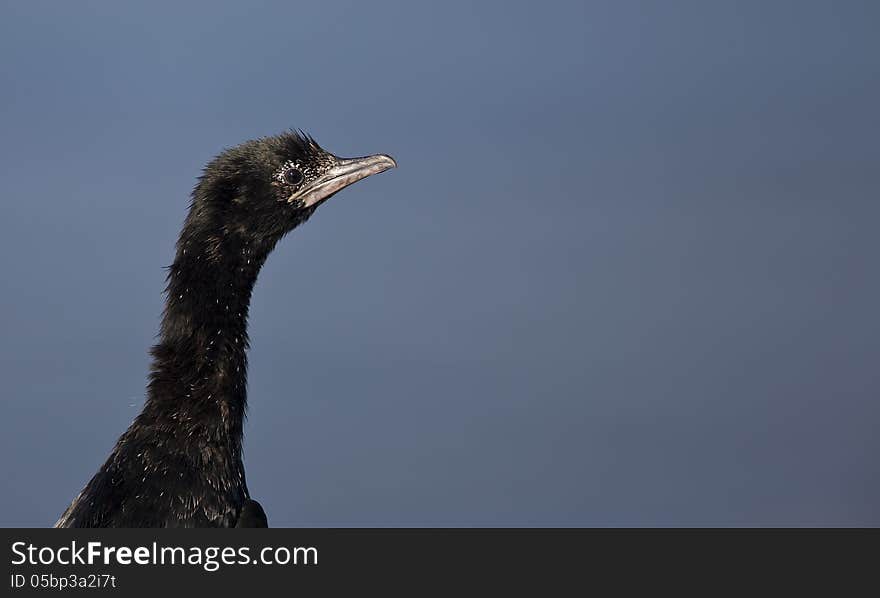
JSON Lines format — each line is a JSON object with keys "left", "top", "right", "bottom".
{"left": 1, "top": 1, "right": 878, "bottom": 526}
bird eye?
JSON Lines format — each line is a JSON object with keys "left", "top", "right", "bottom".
{"left": 284, "top": 168, "right": 304, "bottom": 186}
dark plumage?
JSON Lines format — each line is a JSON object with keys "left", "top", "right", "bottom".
{"left": 55, "top": 131, "right": 395, "bottom": 527}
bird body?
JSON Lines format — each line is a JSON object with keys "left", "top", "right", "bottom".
{"left": 55, "top": 131, "right": 395, "bottom": 527}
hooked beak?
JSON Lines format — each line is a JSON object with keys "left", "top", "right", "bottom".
{"left": 290, "top": 154, "right": 397, "bottom": 209}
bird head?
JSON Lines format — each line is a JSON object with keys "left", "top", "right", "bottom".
{"left": 189, "top": 130, "right": 396, "bottom": 252}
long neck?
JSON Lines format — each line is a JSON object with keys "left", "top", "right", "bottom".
{"left": 142, "top": 217, "right": 275, "bottom": 446}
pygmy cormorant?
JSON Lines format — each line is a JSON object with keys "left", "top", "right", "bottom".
{"left": 55, "top": 131, "right": 396, "bottom": 527}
